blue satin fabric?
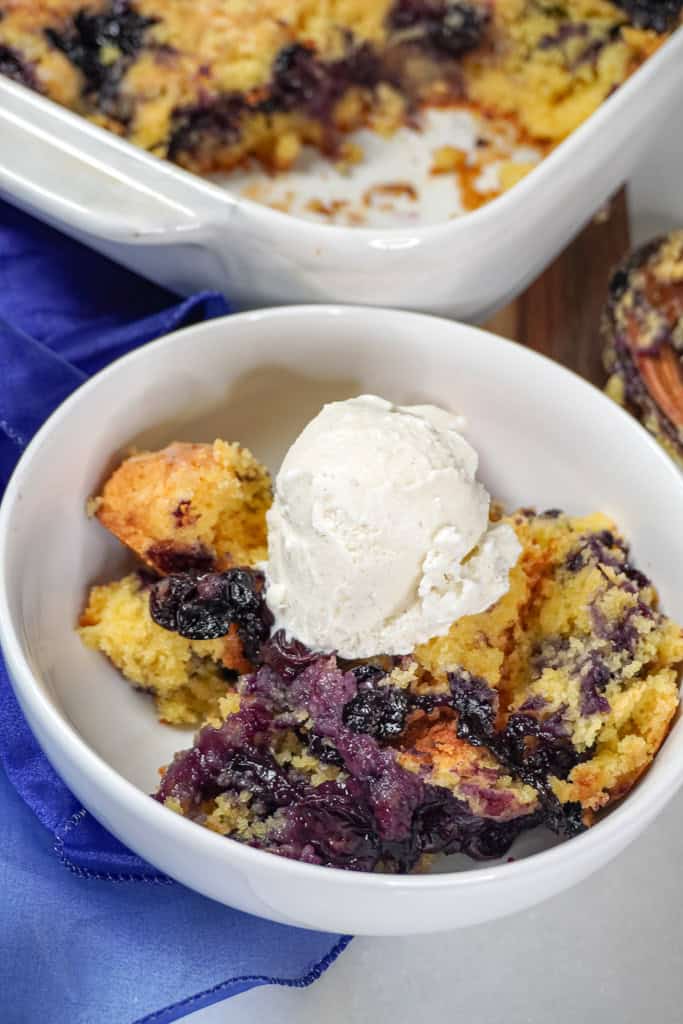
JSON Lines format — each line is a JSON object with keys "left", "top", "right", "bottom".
{"left": 0, "top": 201, "right": 349, "bottom": 1023}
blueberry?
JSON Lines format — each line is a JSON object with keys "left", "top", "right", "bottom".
{"left": 264, "top": 42, "right": 381, "bottom": 121}
{"left": 216, "top": 749, "right": 301, "bottom": 812}
{"left": 261, "top": 630, "right": 317, "bottom": 679}
{"left": 579, "top": 656, "right": 611, "bottom": 717}
{"left": 448, "top": 669, "right": 498, "bottom": 745}
{"left": 146, "top": 541, "right": 215, "bottom": 575}
{"left": 612, "top": 0, "right": 683, "bottom": 32}
{"left": 149, "top": 568, "right": 273, "bottom": 658}
{"left": 45, "top": 1, "right": 156, "bottom": 118}
{"left": 168, "top": 94, "right": 245, "bottom": 159}
{"left": 0, "top": 45, "right": 38, "bottom": 89}
{"left": 343, "top": 687, "right": 409, "bottom": 740}
{"left": 565, "top": 550, "right": 584, "bottom": 572}
{"left": 388, "top": 1, "right": 489, "bottom": 56}
{"left": 352, "top": 664, "right": 387, "bottom": 688}
{"left": 148, "top": 574, "right": 197, "bottom": 631}
{"left": 624, "top": 564, "right": 650, "bottom": 589}
{"left": 306, "top": 732, "right": 345, "bottom": 767}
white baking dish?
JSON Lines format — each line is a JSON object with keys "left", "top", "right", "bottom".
{"left": 0, "top": 29, "right": 682, "bottom": 320}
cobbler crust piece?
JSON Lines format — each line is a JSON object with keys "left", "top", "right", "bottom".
{"left": 78, "top": 571, "right": 255, "bottom": 724}
{"left": 0, "top": 0, "right": 679, "bottom": 179}
{"left": 415, "top": 510, "right": 683, "bottom": 819}
{"left": 397, "top": 709, "right": 540, "bottom": 821}
{"left": 93, "top": 440, "right": 271, "bottom": 573}
{"left": 603, "top": 231, "right": 683, "bottom": 467}
{"left": 79, "top": 563, "right": 273, "bottom": 723}
{"left": 78, "top": 451, "right": 683, "bottom": 868}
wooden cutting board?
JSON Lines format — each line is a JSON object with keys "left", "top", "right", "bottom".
{"left": 483, "top": 188, "right": 631, "bottom": 387}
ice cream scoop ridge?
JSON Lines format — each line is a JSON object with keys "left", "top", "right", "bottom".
{"left": 265, "top": 395, "right": 520, "bottom": 659}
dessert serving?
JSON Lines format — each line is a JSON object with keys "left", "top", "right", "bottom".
{"left": 0, "top": 0, "right": 680, "bottom": 192}
{"left": 603, "top": 230, "right": 683, "bottom": 468}
{"left": 78, "top": 395, "right": 683, "bottom": 873}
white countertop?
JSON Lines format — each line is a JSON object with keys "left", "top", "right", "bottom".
{"left": 190, "top": 130, "right": 683, "bottom": 1024}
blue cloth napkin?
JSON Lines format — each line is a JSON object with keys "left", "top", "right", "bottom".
{"left": 0, "top": 201, "right": 350, "bottom": 1024}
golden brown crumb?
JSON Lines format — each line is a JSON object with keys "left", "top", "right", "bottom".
{"left": 95, "top": 440, "right": 271, "bottom": 573}
{"left": 430, "top": 145, "right": 468, "bottom": 175}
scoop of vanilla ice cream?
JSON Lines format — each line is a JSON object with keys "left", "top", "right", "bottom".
{"left": 264, "top": 395, "right": 520, "bottom": 659}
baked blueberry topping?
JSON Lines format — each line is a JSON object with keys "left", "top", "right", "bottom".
{"left": 168, "top": 94, "right": 245, "bottom": 160}
{"left": 613, "top": 0, "right": 683, "bottom": 32}
{"left": 564, "top": 529, "right": 627, "bottom": 574}
{"left": 266, "top": 43, "right": 330, "bottom": 113}
{"left": 155, "top": 700, "right": 276, "bottom": 809}
{"left": 158, "top": 654, "right": 540, "bottom": 871}
{"left": 149, "top": 568, "right": 273, "bottom": 658}
{"left": 388, "top": 0, "right": 489, "bottom": 56}
{"left": 448, "top": 669, "right": 499, "bottom": 744}
{"left": 45, "top": 1, "right": 156, "bottom": 117}
{"left": 343, "top": 685, "right": 410, "bottom": 740}
{"left": 170, "top": 42, "right": 382, "bottom": 160}
{"left": 264, "top": 42, "right": 382, "bottom": 124}
{"left": 448, "top": 669, "right": 587, "bottom": 836}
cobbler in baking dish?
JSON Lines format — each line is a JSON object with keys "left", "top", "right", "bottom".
{"left": 78, "top": 431, "right": 683, "bottom": 873}
{"left": 0, "top": 0, "right": 680, "bottom": 183}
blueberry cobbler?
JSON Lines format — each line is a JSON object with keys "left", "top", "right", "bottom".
{"left": 0, "top": 0, "right": 681, "bottom": 181}
{"left": 79, "top": 396, "right": 683, "bottom": 873}
{"left": 603, "top": 231, "right": 683, "bottom": 467}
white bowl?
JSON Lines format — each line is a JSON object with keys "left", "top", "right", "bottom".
{"left": 0, "top": 28, "right": 682, "bottom": 319}
{"left": 1, "top": 306, "right": 683, "bottom": 936}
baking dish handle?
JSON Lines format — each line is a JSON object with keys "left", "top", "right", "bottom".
{"left": 0, "top": 78, "right": 227, "bottom": 245}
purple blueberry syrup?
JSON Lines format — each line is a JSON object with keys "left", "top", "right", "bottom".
{"left": 146, "top": 541, "right": 215, "bottom": 576}
{"left": 260, "top": 630, "right": 318, "bottom": 679}
{"left": 157, "top": 651, "right": 542, "bottom": 871}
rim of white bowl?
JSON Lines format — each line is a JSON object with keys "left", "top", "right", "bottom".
{"left": 1, "top": 304, "right": 683, "bottom": 891}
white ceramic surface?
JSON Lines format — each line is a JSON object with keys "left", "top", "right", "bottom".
{"left": 218, "top": 108, "right": 543, "bottom": 228}
{"left": 0, "top": 28, "right": 682, "bottom": 318}
{"left": 1, "top": 307, "right": 683, "bottom": 936}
